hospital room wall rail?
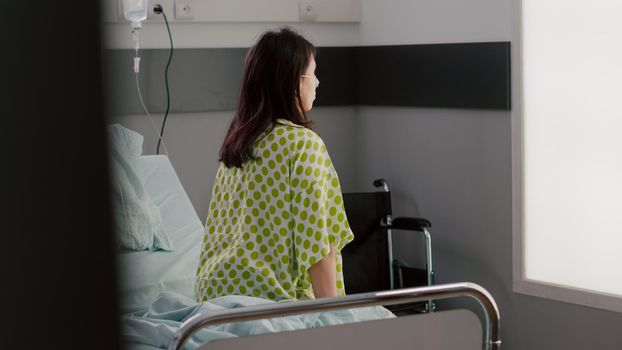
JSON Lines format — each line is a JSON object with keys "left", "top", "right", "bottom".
{"left": 168, "top": 282, "right": 501, "bottom": 350}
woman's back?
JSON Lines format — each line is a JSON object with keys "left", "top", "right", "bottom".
{"left": 195, "top": 119, "right": 353, "bottom": 302}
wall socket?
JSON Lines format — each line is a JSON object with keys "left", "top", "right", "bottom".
{"left": 175, "top": 0, "right": 195, "bottom": 20}
{"left": 299, "top": 0, "right": 318, "bottom": 22}
{"left": 147, "top": 0, "right": 175, "bottom": 21}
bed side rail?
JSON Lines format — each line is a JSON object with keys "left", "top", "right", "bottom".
{"left": 168, "top": 282, "right": 501, "bottom": 350}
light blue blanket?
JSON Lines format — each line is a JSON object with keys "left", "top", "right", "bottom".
{"left": 122, "top": 292, "right": 395, "bottom": 350}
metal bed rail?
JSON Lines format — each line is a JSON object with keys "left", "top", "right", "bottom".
{"left": 168, "top": 282, "right": 501, "bottom": 350}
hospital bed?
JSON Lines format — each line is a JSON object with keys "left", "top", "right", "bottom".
{"left": 118, "top": 155, "right": 501, "bottom": 350}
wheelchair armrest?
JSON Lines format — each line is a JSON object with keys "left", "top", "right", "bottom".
{"left": 390, "top": 217, "right": 432, "bottom": 231}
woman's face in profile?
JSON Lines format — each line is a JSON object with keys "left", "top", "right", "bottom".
{"left": 299, "top": 56, "right": 319, "bottom": 112}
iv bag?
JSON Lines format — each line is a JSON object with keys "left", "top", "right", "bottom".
{"left": 123, "top": 0, "right": 149, "bottom": 23}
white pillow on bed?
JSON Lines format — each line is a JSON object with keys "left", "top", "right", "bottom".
{"left": 108, "top": 124, "right": 173, "bottom": 251}
{"left": 118, "top": 155, "right": 204, "bottom": 314}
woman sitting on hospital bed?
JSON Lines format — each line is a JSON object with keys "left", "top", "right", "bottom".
{"left": 195, "top": 27, "right": 354, "bottom": 302}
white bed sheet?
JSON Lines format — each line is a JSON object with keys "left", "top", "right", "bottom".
{"left": 117, "top": 155, "right": 204, "bottom": 314}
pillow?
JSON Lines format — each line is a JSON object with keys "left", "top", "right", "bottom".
{"left": 117, "top": 155, "right": 204, "bottom": 314}
{"left": 107, "top": 124, "right": 173, "bottom": 251}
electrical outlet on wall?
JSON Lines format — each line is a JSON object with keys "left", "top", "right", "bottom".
{"left": 175, "top": 0, "right": 195, "bottom": 20}
{"left": 148, "top": 0, "right": 175, "bottom": 21}
{"left": 299, "top": 0, "right": 318, "bottom": 22}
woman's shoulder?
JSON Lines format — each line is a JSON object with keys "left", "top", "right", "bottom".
{"left": 273, "top": 119, "right": 323, "bottom": 143}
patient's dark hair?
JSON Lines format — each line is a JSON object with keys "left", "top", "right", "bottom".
{"left": 219, "top": 27, "right": 316, "bottom": 168}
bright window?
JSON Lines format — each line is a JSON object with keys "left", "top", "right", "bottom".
{"left": 514, "top": 0, "right": 622, "bottom": 311}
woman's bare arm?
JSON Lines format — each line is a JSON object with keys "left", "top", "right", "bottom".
{"left": 308, "top": 245, "right": 337, "bottom": 298}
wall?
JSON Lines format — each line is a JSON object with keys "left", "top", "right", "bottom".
{"left": 104, "top": 22, "right": 361, "bottom": 49}
{"left": 359, "top": 0, "right": 511, "bottom": 45}
{"left": 357, "top": 1, "right": 622, "bottom": 349}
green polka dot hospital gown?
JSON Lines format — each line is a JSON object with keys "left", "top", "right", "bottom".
{"left": 196, "top": 118, "right": 354, "bottom": 301}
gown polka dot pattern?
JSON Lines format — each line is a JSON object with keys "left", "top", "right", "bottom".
{"left": 195, "top": 118, "right": 354, "bottom": 301}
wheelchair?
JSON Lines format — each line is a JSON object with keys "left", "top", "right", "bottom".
{"left": 341, "top": 179, "right": 435, "bottom": 314}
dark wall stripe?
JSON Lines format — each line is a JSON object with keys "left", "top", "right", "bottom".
{"left": 314, "top": 46, "right": 358, "bottom": 106}
{"left": 355, "top": 42, "right": 511, "bottom": 110}
{"left": 104, "top": 42, "right": 510, "bottom": 115}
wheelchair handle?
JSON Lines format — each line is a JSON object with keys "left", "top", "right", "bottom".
{"left": 373, "top": 178, "right": 390, "bottom": 192}
{"left": 391, "top": 217, "right": 432, "bottom": 230}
